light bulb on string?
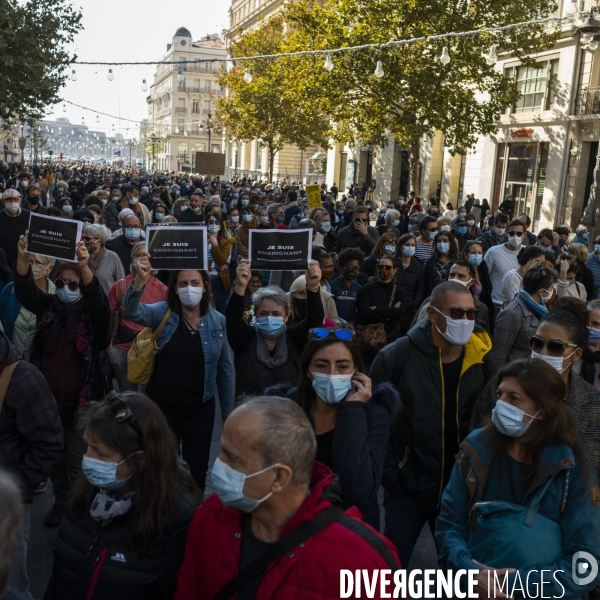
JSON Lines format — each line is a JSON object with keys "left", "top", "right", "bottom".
{"left": 175, "top": 126, "right": 180, "bottom": 134}
{"left": 62, "top": 103, "right": 67, "bottom": 113}
{"left": 583, "top": 32, "right": 595, "bottom": 43}
{"left": 243, "top": 69, "right": 253, "bottom": 83}
{"left": 184, "top": 128, "right": 188, "bottom": 136}
{"left": 107, "top": 68, "right": 114, "bottom": 81}
{"left": 96, "top": 115, "right": 100, "bottom": 124}
{"left": 71, "top": 70, "right": 77, "bottom": 81}
{"left": 374, "top": 61, "right": 384, "bottom": 78}
{"left": 177, "top": 70, "right": 185, "bottom": 85}
{"left": 324, "top": 54, "right": 334, "bottom": 71}
{"left": 141, "top": 79, "right": 148, "bottom": 92}
{"left": 590, "top": 39, "right": 600, "bottom": 50}
{"left": 439, "top": 46, "right": 451, "bottom": 65}
{"left": 486, "top": 44, "right": 497, "bottom": 65}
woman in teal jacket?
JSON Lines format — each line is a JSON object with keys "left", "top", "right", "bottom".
{"left": 436, "top": 358, "right": 600, "bottom": 599}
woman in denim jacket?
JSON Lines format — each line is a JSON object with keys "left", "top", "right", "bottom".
{"left": 123, "top": 250, "right": 234, "bottom": 491}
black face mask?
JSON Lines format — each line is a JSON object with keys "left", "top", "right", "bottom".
{"left": 592, "top": 351, "right": 600, "bottom": 363}
{"left": 294, "top": 298, "right": 307, "bottom": 319}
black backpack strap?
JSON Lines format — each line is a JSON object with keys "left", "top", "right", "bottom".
{"left": 214, "top": 505, "right": 345, "bottom": 600}
{"left": 337, "top": 516, "right": 401, "bottom": 571}
{"left": 391, "top": 336, "right": 411, "bottom": 387}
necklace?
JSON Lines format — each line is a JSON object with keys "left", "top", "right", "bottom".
{"left": 181, "top": 315, "right": 198, "bottom": 334}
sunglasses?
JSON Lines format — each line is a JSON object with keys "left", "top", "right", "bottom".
{"left": 508, "top": 231, "right": 524, "bottom": 237}
{"left": 344, "top": 265, "right": 360, "bottom": 272}
{"left": 436, "top": 307, "right": 479, "bottom": 320}
{"left": 529, "top": 335, "right": 578, "bottom": 357}
{"left": 426, "top": 227, "right": 438, "bottom": 233}
{"left": 55, "top": 278, "right": 80, "bottom": 291}
{"left": 82, "top": 236, "right": 97, "bottom": 243}
{"left": 105, "top": 393, "right": 143, "bottom": 440}
{"left": 310, "top": 328, "right": 355, "bottom": 341}
{"left": 377, "top": 264, "right": 394, "bottom": 272}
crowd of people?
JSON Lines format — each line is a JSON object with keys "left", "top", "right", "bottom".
{"left": 0, "top": 161, "right": 600, "bottom": 599}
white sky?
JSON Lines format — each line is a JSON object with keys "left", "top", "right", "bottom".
{"left": 45, "top": 0, "right": 229, "bottom": 138}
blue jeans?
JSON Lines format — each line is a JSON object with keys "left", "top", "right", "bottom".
{"left": 384, "top": 488, "right": 440, "bottom": 568}
{"left": 211, "top": 276, "right": 229, "bottom": 315}
{"left": 9, "top": 503, "right": 32, "bottom": 597}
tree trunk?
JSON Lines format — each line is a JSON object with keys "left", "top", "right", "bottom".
{"left": 269, "top": 145, "right": 275, "bottom": 183}
{"left": 409, "top": 139, "right": 421, "bottom": 197}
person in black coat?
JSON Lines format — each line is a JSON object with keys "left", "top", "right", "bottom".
{"left": 358, "top": 232, "right": 398, "bottom": 285}
{"left": 267, "top": 333, "right": 400, "bottom": 531}
{"left": 357, "top": 256, "right": 407, "bottom": 341}
{"left": 225, "top": 259, "right": 325, "bottom": 398}
{"left": 48, "top": 392, "right": 202, "bottom": 600}
{"left": 462, "top": 240, "right": 495, "bottom": 332}
{"left": 0, "top": 247, "right": 13, "bottom": 293}
{"left": 395, "top": 234, "right": 426, "bottom": 334}
{"left": 422, "top": 231, "right": 459, "bottom": 296}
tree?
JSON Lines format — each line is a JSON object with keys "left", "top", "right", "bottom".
{"left": 0, "top": 0, "right": 82, "bottom": 122}
{"left": 215, "top": 14, "right": 330, "bottom": 182}
{"left": 282, "top": 0, "right": 560, "bottom": 192}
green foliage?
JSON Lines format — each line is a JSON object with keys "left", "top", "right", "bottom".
{"left": 282, "top": 0, "right": 560, "bottom": 153}
{"left": 0, "top": 0, "right": 82, "bottom": 122}
{"left": 216, "top": 14, "right": 331, "bottom": 179}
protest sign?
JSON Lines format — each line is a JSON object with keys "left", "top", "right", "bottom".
{"left": 249, "top": 229, "right": 312, "bottom": 271}
{"left": 195, "top": 152, "right": 226, "bottom": 175}
{"left": 145, "top": 226, "right": 208, "bottom": 271}
{"left": 305, "top": 184, "right": 322, "bottom": 209}
{"left": 27, "top": 213, "right": 82, "bottom": 262}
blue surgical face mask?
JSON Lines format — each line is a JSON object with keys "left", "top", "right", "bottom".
{"left": 402, "top": 245, "right": 416, "bottom": 257}
{"left": 458, "top": 212, "right": 466, "bottom": 218}
{"left": 210, "top": 457, "right": 279, "bottom": 512}
{"left": 582, "top": 233, "right": 589, "bottom": 241}
{"left": 437, "top": 242, "right": 450, "bottom": 254}
{"left": 458, "top": 226, "right": 467, "bottom": 235}
{"left": 56, "top": 286, "right": 81, "bottom": 304}
{"left": 320, "top": 221, "right": 331, "bottom": 233}
{"left": 255, "top": 316, "right": 285, "bottom": 338}
{"left": 208, "top": 224, "right": 220, "bottom": 234}
{"left": 243, "top": 214, "right": 253, "bottom": 223}
{"left": 468, "top": 253, "right": 483, "bottom": 267}
{"left": 311, "top": 371, "right": 353, "bottom": 404}
{"left": 82, "top": 454, "right": 135, "bottom": 490}
{"left": 392, "top": 219, "right": 400, "bottom": 227}
{"left": 62, "top": 205, "right": 73, "bottom": 213}
{"left": 492, "top": 400, "right": 539, "bottom": 438}
{"left": 384, "top": 245, "right": 396, "bottom": 256}
{"left": 241, "top": 199, "right": 249, "bottom": 206}
{"left": 408, "top": 224, "right": 413, "bottom": 233}
{"left": 192, "top": 206, "right": 201, "bottom": 213}
{"left": 155, "top": 213, "right": 164, "bottom": 221}
{"left": 125, "top": 227, "right": 141, "bottom": 240}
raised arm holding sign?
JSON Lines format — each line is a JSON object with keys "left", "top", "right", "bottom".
{"left": 27, "top": 212, "right": 83, "bottom": 262}
{"left": 145, "top": 225, "right": 208, "bottom": 271}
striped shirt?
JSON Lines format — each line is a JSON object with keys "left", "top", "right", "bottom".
{"left": 415, "top": 240, "right": 434, "bottom": 264}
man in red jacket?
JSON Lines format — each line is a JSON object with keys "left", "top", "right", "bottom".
{"left": 175, "top": 396, "right": 400, "bottom": 600}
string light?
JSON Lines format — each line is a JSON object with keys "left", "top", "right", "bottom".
{"left": 324, "top": 54, "right": 334, "bottom": 71}
{"left": 243, "top": 69, "right": 253, "bottom": 83}
{"left": 71, "top": 70, "right": 77, "bottom": 81}
{"left": 590, "top": 39, "right": 599, "bottom": 50}
{"left": 440, "top": 46, "right": 451, "bottom": 65}
{"left": 177, "top": 70, "right": 184, "bottom": 84}
{"left": 62, "top": 103, "right": 66, "bottom": 112}
{"left": 374, "top": 61, "right": 385, "bottom": 78}
{"left": 107, "top": 68, "right": 114, "bottom": 81}
{"left": 486, "top": 44, "right": 497, "bottom": 64}
{"left": 141, "top": 79, "right": 148, "bottom": 92}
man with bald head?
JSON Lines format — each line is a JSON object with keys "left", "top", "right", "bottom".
{"left": 175, "top": 396, "right": 399, "bottom": 600}
{"left": 370, "top": 281, "right": 494, "bottom": 568}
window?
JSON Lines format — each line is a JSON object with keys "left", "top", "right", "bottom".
{"left": 204, "top": 100, "right": 211, "bottom": 110}
{"left": 192, "top": 99, "right": 200, "bottom": 112}
{"left": 506, "top": 59, "right": 559, "bottom": 112}
{"left": 205, "top": 80, "right": 212, "bottom": 91}
{"left": 178, "top": 98, "right": 185, "bottom": 108}
{"left": 194, "top": 79, "right": 200, "bottom": 88}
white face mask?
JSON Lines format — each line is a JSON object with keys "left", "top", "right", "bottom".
{"left": 450, "top": 277, "right": 472, "bottom": 288}
{"left": 531, "top": 349, "right": 577, "bottom": 374}
{"left": 4, "top": 202, "right": 19, "bottom": 214}
{"left": 507, "top": 234, "right": 522, "bottom": 248}
{"left": 432, "top": 307, "right": 475, "bottom": 346}
{"left": 129, "top": 197, "right": 139, "bottom": 205}
{"left": 178, "top": 285, "right": 203, "bottom": 308}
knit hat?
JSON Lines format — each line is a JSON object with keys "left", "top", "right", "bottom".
{"left": 2, "top": 189, "right": 20, "bottom": 200}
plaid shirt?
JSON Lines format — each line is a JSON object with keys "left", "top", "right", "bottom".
{"left": 0, "top": 337, "right": 64, "bottom": 502}
{"left": 470, "top": 371, "right": 600, "bottom": 478}
{"left": 492, "top": 295, "right": 540, "bottom": 368}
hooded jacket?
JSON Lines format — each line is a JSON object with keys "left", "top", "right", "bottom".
{"left": 370, "top": 318, "right": 494, "bottom": 507}
{"left": 436, "top": 427, "right": 600, "bottom": 599}
{"left": 174, "top": 463, "right": 400, "bottom": 600}
{"left": 0, "top": 332, "right": 63, "bottom": 502}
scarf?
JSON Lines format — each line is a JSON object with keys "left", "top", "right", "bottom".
{"left": 90, "top": 490, "right": 136, "bottom": 525}
{"left": 88, "top": 246, "right": 109, "bottom": 273}
{"left": 240, "top": 218, "right": 258, "bottom": 248}
{"left": 487, "top": 229, "right": 507, "bottom": 246}
{"left": 519, "top": 289, "right": 548, "bottom": 319}
{"left": 256, "top": 330, "right": 288, "bottom": 369}
{"left": 44, "top": 296, "right": 85, "bottom": 353}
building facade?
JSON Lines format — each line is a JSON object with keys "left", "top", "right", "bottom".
{"left": 146, "top": 27, "right": 227, "bottom": 172}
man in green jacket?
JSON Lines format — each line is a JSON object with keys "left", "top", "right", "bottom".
{"left": 370, "top": 281, "right": 495, "bottom": 567}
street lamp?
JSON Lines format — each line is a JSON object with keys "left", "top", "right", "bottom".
{"left": 199, "top": 112, "right": 213, "bottom": 152}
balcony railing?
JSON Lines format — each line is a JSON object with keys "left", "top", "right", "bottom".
{"left": 191, "top": 107, "right": 200, "bottom": 114}
{"left": 577, "top": 86, "right": 600, "bottom": 115}
{"left": 201, "top": 109, "right": 211, "bottom": 114}
{"left": 175, "top": 107, "right": 187, "bottom": 114}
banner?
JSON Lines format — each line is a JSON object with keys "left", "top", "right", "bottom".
{"left": 249, "top": 229, "right": 312, "bottom": 272}
{"left": 195, "top": 152, "right": 226, "bottom": 175}
{"left": 305, "top": 184, "right": 322, "bottom": 209}
{"left": 145, "top": 226, "right": 208, "bottom": 271}
{"left": 27, "top": 213, "right": 82, "bottom": 262}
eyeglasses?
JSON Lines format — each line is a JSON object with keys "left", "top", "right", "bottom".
{"left": 55, "top": 279, "right": 80, "bottom": 291}
{"left": 377, "top": 264, "right": 394, "bottom": 272}
{"left": 310, "top": 328, "right": 355, "bottom": 341}
{"left": 434, "top": 306, "right": 479, "bottom": 320}
{"left": 529, "top": 335, "right": 578, "bottom": 357}
{"left": 426, "top": 227, "right": 438, "bottom": 233}
{"left": 82, "top": 236, "right": 97, "bottom": 243}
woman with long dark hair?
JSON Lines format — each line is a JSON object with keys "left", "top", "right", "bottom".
{"left": 205, "top": 212, "right": 234, "bottom": 314}
{"left": 123, "top": 252, "right": 234, "bottom": 490}
{"left": 292, "top": 330, "right": 399, "bottom": 529}
{"left": 422, "top": 230, "right": 459, "bottom": 295}
{"left": 438, "top": 359, "right": 600, "bottom": 599}
{"left": 50, "top": 392, "right": 202, "bottom": 600}
{"left": 358, "top": 232, "right": 398, "bottom": 284}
